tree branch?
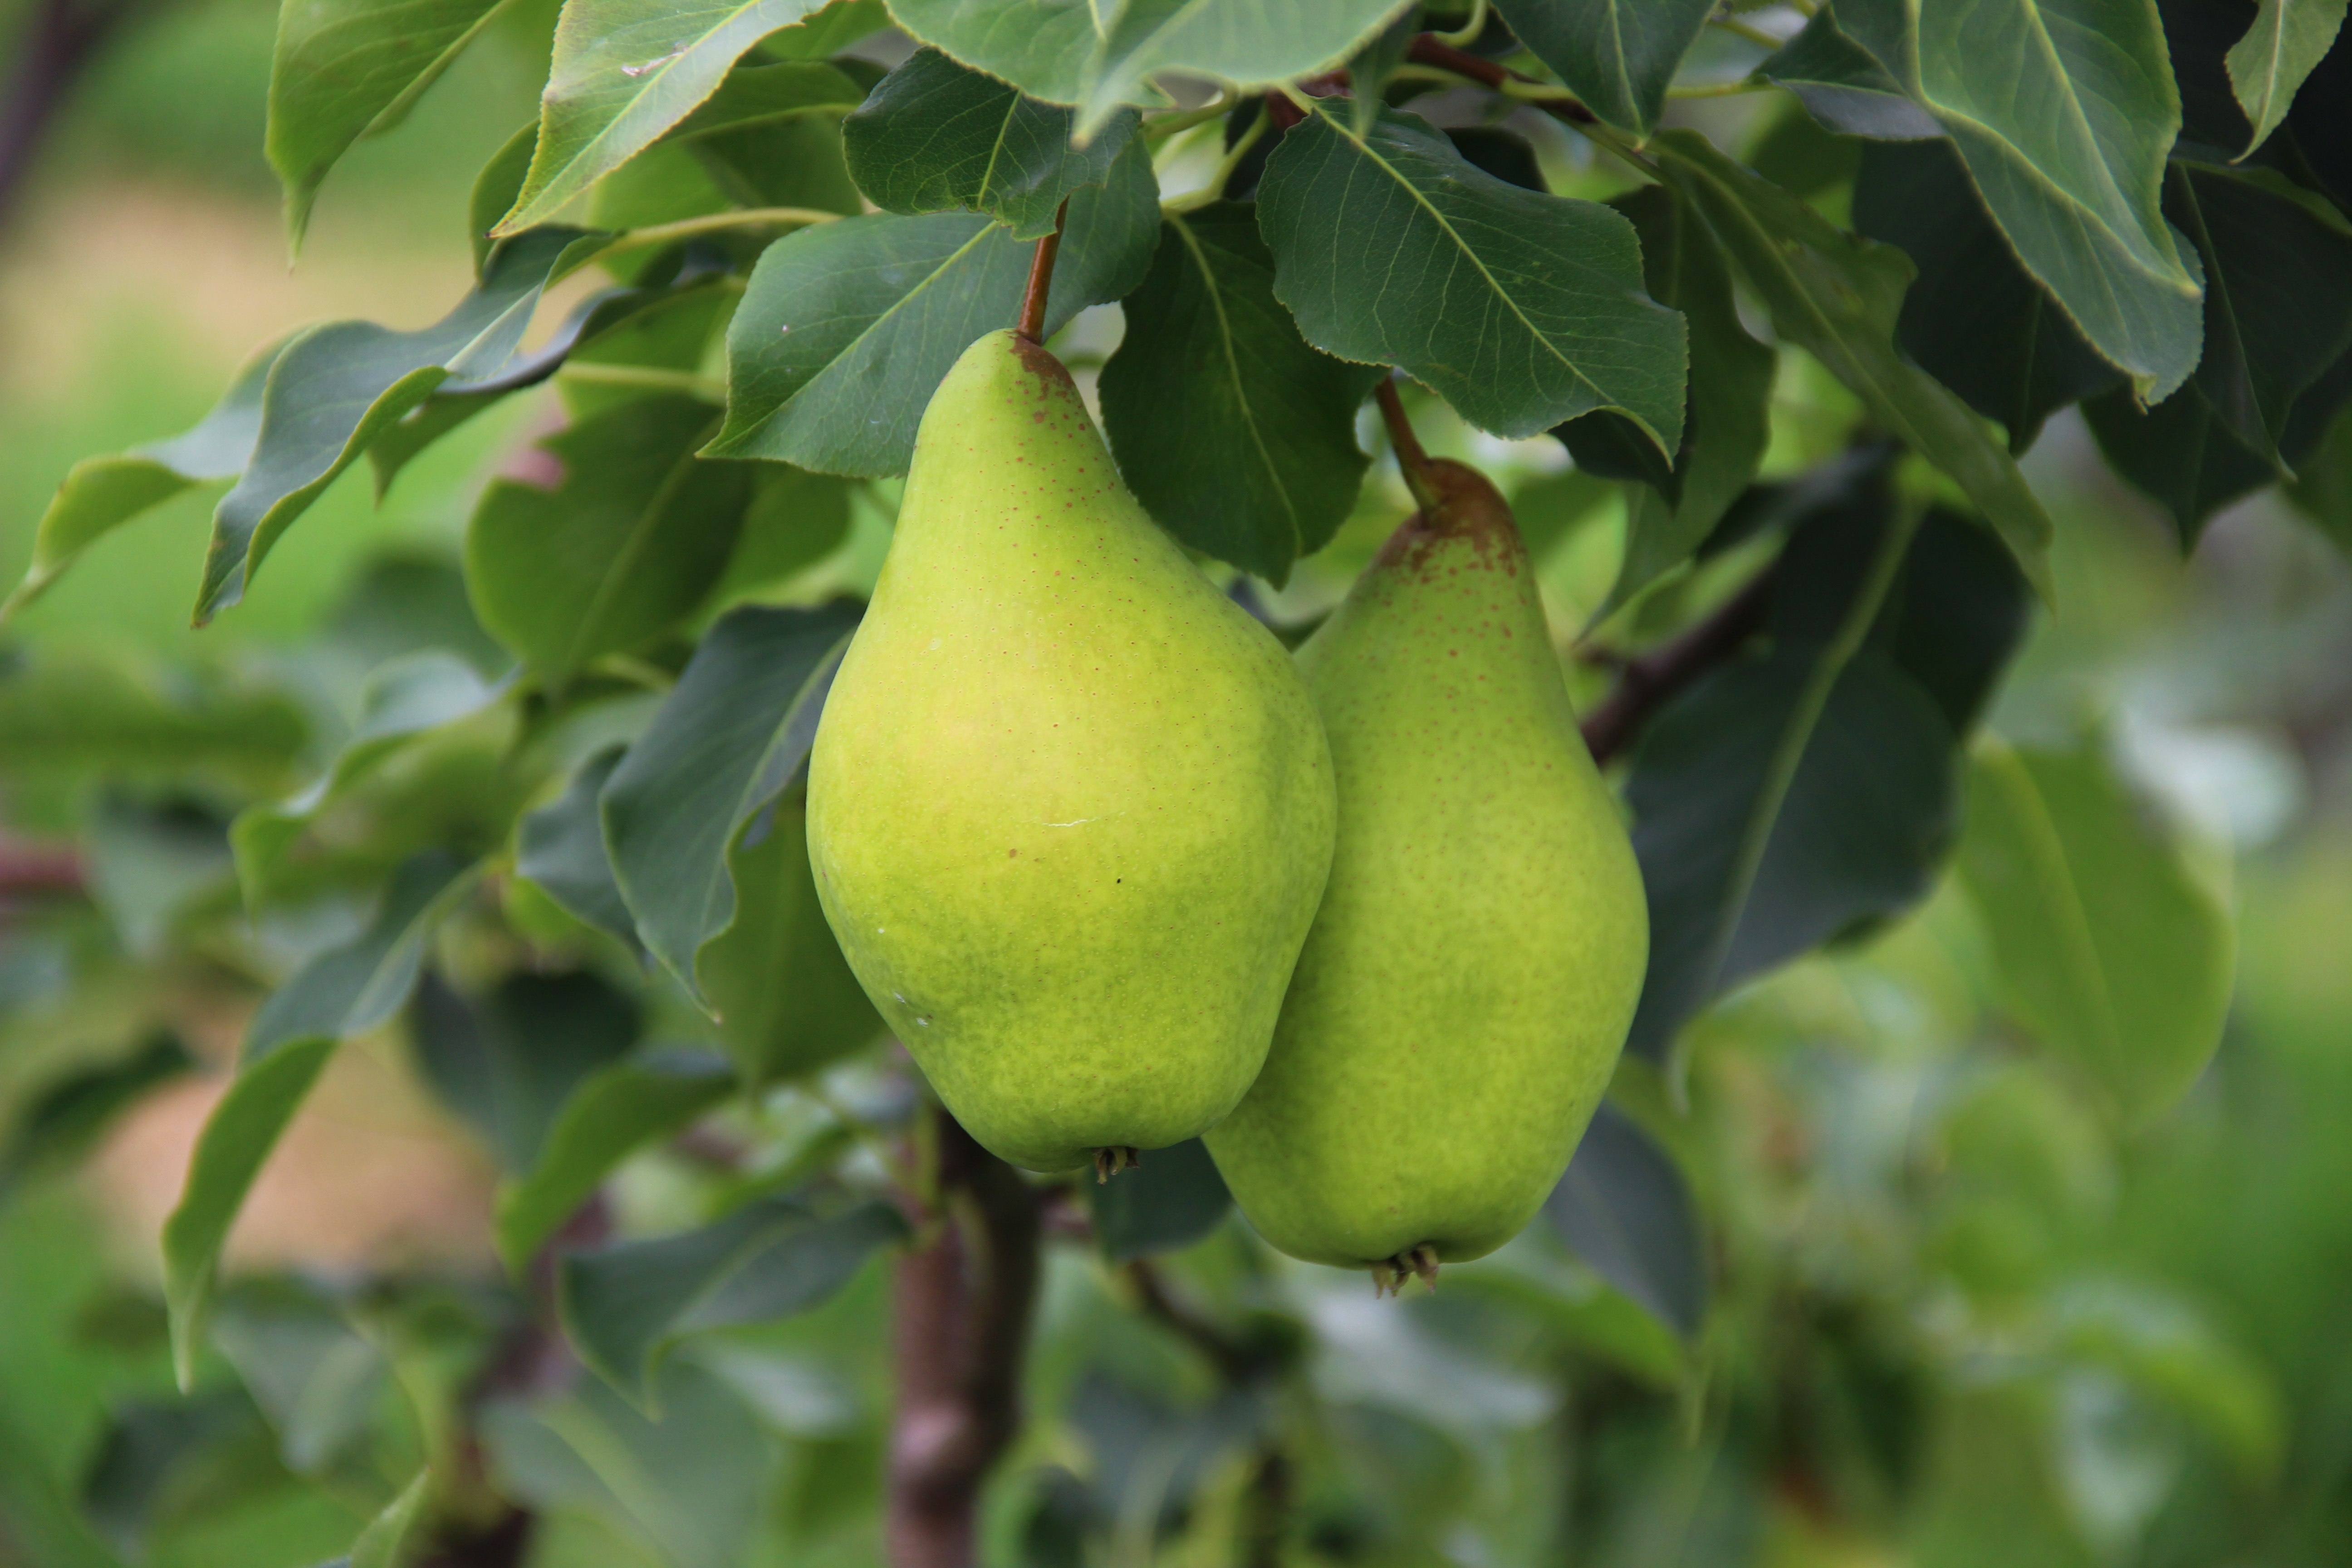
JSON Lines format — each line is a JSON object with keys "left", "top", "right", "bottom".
{"left": 1579, "top": 568, "right": 1775, "bottom": 766}
{"left": 1405, "top": 34, "right": 1597, "bottom": 124}
{"left": 888, "top": 1107, "right": 1042, "bottom": 1568}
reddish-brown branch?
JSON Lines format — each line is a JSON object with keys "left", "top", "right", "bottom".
{"left": 0, "top": 838, "right": 85, "bottom": 911}
{"left": 888, "top": 1108, "right": 1042, "bottom": 1568}
{"left": 1405, "top": 34, "right": 1597, "bottom": 124}
{"left": 1014, "top": 201, "right": 1070, "bottom": 344}
{"left": 1263, "top": 90, "right": 1305, "bottom": 131}
{"left": 1579, "top": 568, "right": 1775, "bottom": 766}
{"left": 1374, "top": 378, "right": 1444, "bottom": 513}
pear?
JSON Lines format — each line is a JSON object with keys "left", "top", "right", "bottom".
{"left": 1205, "top": 459, "right": 1647, "bottom": 1283}
{"left": 805, "top": 329, "right": 1337, "bottom": 1174}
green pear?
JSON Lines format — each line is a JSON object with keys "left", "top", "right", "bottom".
{"left": 699, "top": 782, "right": 886, "bottom": 1087}
{"left": 1205, "top": 459, "right": 1647, "bottom": 1285}
{"left": 805, "top": 329, "right": 1337, "bottom": 1174}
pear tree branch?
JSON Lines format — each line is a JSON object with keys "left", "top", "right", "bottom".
{"left": 1579, "top": 568, "right": 1776, "bottom": 766}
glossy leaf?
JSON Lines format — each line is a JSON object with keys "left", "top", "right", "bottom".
{"left": 269, "top": 0, "right": 511, "bottom": 251}
{"left": 557, "top": 1197, "right": 906, "bottom": 1406}
{"left": 465, "top": 394, "right": 751, "bottom": 686}
{"left": 1260, "top": 103, "right": 1687, "bottom": 450}
{"left": 601, "top": 601, "right": 862, "bottom": 1000}
{"left": 0, "top": 1034, "right": 194, "bottom": 1200}
{"left": 1496, "top": 0, "right": 1715, "bottom": 137}
{"left": 1559, "top": 185, "right": 1774, "bottom": 609}
{"left": 1756, "top": 7, "right": 1941, "bottom": 138}
{"left": 495, "top": 1049, "right": 736, "bottom": 1270}
{"left": 1651, "top": 130, "right": 2055, "bottom": 599}
{"left": 162, "top": 851, "right": 476, "bottom": 1386}
{"left": 409, "top": 969, "right": 643, "bottom": 1174}
{"left": 709, "top": 141, "right": 1157, "bottom": 473}
{"left": 1834, "top": 0, "right": 2205, "bottom": 403}
{"left": 887, "top": 0, "right": 1411, "bottom": 134}
{"left": 1957, "top": 740, "right": 2235, "bottom": 1123}
{"left": 1852, "top": 138, "right": 2122, "bottom": 453}
{"left": 2225, "top": 0, "right": 2348, "bottom": 154}
{"left": 515, "top": 746, "right": 640, "bottom": 951}
{"left": 1088, "top": 1138, "right": 1232, "bottom": 1262}
{"left": 1545, "top": 1103, "right": 1707, "bottom": 1338}
{"left": 493, "top": 0, "right": 837, "bottom": 233}
{"left": 1098, "top": 203, "right": 1381, "bottom": 585}
{"left": 197, "top": 227, "right": 598, "bottom": 623}
{"left": 843, "top": 47, "right": 1137, "bottom": 239}
{"left": 4, "top": 336, "right": 291, "bottom": 621}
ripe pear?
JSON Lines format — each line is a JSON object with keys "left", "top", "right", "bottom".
{"left": 1205, "top": 458, "right": 1647, "bottom": 1284}
{"left": 805, "top": 329, "right": 1337, "bottom": 1174}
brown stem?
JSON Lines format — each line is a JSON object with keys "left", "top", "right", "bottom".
{"left": 888, "top": 1107, "right": 1042, "bottom": 1568}
{"left": 1374, "top": 378, "right": 1441, "bottom": 512}
{"left": 1264, "top": 90, "right": 1305, "bottom": 131}
{"left": 1578, "top": 567, "right": 1775, "bottom": 766}
{"left": 1405, "top": 34, "right": 1597, "bottom": 124}
{"left": 0, "top": 0, "right": 144, "bottom": 231}
{"left": 1014, "top": 201, "right": 1070, "bottom": 344}
{"left": 0, "top": 838, "right": 83, "bottom": 897}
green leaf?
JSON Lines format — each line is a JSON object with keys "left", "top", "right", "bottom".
{"left": 888, "top": 0, "right": 1412, "bottom": 135}
{"left": 2286, "top": 399, "right": 2352, "bottom": 550}
{"left": 2081, "top": 380, "right": 2279, "bottom": 538}
{"left": 80, "top": 1391, "right": 284, "bottom": 1559}
{"left": 493, "top": 0, "right": 859, "bottom": 232}
{"left": 600, "top": 602, "right": 862, "bottom": 1000}
{"left": 557, "top": 1197, "right": 906, "bottom": 1406}
{"left": 1651, "top": 129, "right": 2056, "bottom": 600}
{"left": 709, "top": 137, "right": 1157, "bottom": 473}
{"left": 0, "top": 653, "right": 309, "bottom": 778}
{"left": 465, "top": 395, "right": 751, "bottom": 686}
{"left": 0, "top": 1034, "right": 194, "bottom": 1201}
{"left": 1956, "top": 739, "right": 2235, "bottom": 1124}
{"left": 1562, "top": 185, "right": 1774, "bottom": 610}
{"left": 1259, "top": 103, "right": 1688, "bottom": 450}
{"left": 1544, "top": 1103, "right": 1706, "bottom": 1338}
{"left": 709, "top": 464, "right": 857, "bottom": 597}
{"left": 1098, "top": 204, "right": 1380, "bottom": 585}
{"left": 211, "top": 1280, "right": 388, "bottom": 1477}
{"left": 1495, "top": 0, "right": 1716, "bottom": 137}
{"left": 268, "top": 0, "right": 514, "bottom": 252}
{"left": 0, "top": 1411, "right": 122, "bottom": 1568}
{"left": 1348, "top": 6, "right": 1421, "bottom": 139}
{"left": 1756, "top": 7, "right": 1942, "bottom": 138}
{"left": 162, "top": 851, "right": 476, "bottom": 1387}
{"left": 1833, "top": 0, "right": 2205, "bottom": 403}
{"left": 843, "top": 48, "right": 1137, "bottom": 239}
{"left": 697, "top": 783, "right": 885, "bottom": 1086}
{"left": 2225, "top": 0, "right": 2347, "bottom": 154}
{"left": 231, "top": 653, "right": 503, "bottom": 909}
{"left": 495, "top": 1049, "right": 737, "bottom": 1271}
{"left": 470, "top": 121, "right": 540, "bottom": 275}
{"left": 197, "top": 227, "right": 601, "bottom": 623}
{"left": 3, "top": 335, "right": 291, "bottom": 621}
{"left": 516, "top": 746, "right": 641, "bottom": 951}
{"left": 1852, "top": 138, "right": 2122, "bottom": 452}
{"left": 1087, "top": 1137, "right": 1231, "bottom": 1263}
{"left": 348, "top": 1469, "right": 432, "bottom": 1568}
{"left": 665, "top": 58, "right": 868, "bottom": 142}
{"left": 409, "top": 969, "right": 643, "bottom": 1174}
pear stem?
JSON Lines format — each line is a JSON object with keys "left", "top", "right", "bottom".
{"left": 1014, "top": 199, "right": 1070, "bottom": 344}
{"left": 1374, "top": 377, "right": 1443, "bottom": 514}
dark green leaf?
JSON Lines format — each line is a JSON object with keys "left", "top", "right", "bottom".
{"left": 887, "top": 0, "right": 1412, "bottom": 134}
{"left": 409, "top": 969, "right": 643, "bottom": 1174}
{"left": 1651, "top": 130, "right": 2055, "bottom": 599}
{"left": 1957, "top": 740, "right": 2235, "bottom": 1123}
{"left": 0, "top": 1412, "right": 120, "bottom": 1568}
{"left": 1833, "top": 0, "right": 2205, "bottom": 402}
{"left": 2286, "top": 400, "right": 2352, "bottom": 550}
{"left": 843, "top": 48, "right": 1138, "bottom": 239}
{"left": 465, "top": 395, "right": 751, "bottom": 686}
{"left": 162, "top": 851, "right": 476, "bottom": 1386}
{"left": 709, "top": 464, "right": 856, "bottom": 597}
{"left": 665, "top": 58, "right": 868, "bottom": 142}
{"left": 1852, "top": 139, "right": 2122, "bottom": 453}
{"left": 709, "top": 140, "right": 1158, "bottom": 474}
{"left": 210, "top": 1280, "right": 388, "bottom": 1476}
{"left": 1088, "top": 1138, "right": 1231, "bottom": 1262}
{"left": 676, "top": 109, "right": 865, "bottom": 219}
{"left": 495, "top": 1049, "right": 737, "bottom": 1270}
{"left": 516, "top": 747, "right": 641, "bottom": 951}
{"left": 1349, "top": 6, "right": 1422, "bottom": 138}
{"left": 1756, "top": 7, "right": 1941, "bottom": 138}
{"left": 601, "top": 602, "right": 862, "bottom": 1000}
{"left": 1260, "top": 103, "right": 1687, "bottom": 449}
{"left": 81, "top": 1391, "right": 284, "bottom": 1558}
{"left": 470, "top": 120, "right": 540, "bottom": 276}
{"left": 87, "top": 796, "right": 235, "bottom": 957}
{"left": 268, "top": 0, "right": 510, "bottom": 251}
{"left": 3, "top": 336, "right": 291, "bottom": 620}
{"left": 557, "top": 1197, "right": 906, "bottom": 1406}
{"left": 696, "top": 784, "right": 885, "bottom": 1086}
{"left": 1545, "top": 1103, "right": 1706, "bottom": 1338}
{"left": 321, "top": 552, "right": 510, "bottom": 677}
{"left": 1495, "top": 0, "right": 1715, "bottom": 137}
{"left": 2225, "top": 0, "right": 2347, "bottom": 153}
{"left": 0, "top": 1034, "right": 194, "bottom": 1200}
{"left": 197, "top": 228, "right": 601, "bottom": 623}
{"left": 1442, "top": 126, "right": 1545, "bottom": 192}
{"left": 493, "top": 0, "right": 842, "bottom": 233}
{"left": 1098, "top": 204, "right": 1381, "bottom": 585}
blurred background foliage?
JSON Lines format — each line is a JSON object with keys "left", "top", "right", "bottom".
{"left": 1, "top": 4, "right": 2350, "bottom": 1567}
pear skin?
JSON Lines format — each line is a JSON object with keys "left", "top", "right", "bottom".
{"left": 1205, "top": 460, "right": 1648, "bottom": 1275}
{"left": 805, "top": 330, "right": 1337, "bottom": 1173}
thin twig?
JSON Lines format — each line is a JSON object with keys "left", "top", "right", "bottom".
{"left": 1578, "top": 568, "right": 1776, "bottom": 766}
{"left": 1405, "top": 34, "right": 1596, "bottom": 123}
